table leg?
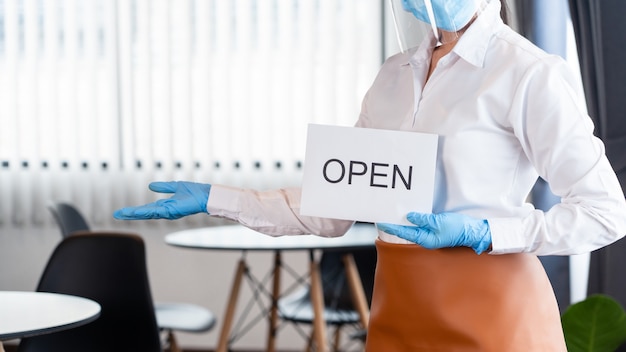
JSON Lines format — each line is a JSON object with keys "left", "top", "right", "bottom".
{"left": 342, "top": 253, "right": 370, "bottom": 329}
{"left": 309, "top": 250, "right": 329, "bottom": 352}
{"left": 216, "top": 258, "right": 247, "bottom": 352}
{"left": 266, "top": 251, "right": 281, "bottom": 352}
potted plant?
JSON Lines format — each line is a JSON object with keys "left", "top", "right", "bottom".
{"left": 561, "top": 294, "right": 626, "bottom": 352}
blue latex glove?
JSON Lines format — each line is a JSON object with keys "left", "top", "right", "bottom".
{"left": 376, "top": 212, "right": 492, "bottom": 254}
{"left": 113, "top": 181, "right": 211, "bottom": 220}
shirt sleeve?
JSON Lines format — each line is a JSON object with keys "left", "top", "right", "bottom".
{"left": 489, "top": 58, "right": 626, "bottom": 256}
{"left": 206, "top": 185, "right": 355, "bottom": 237}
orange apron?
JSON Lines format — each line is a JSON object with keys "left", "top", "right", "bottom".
{"left": 365, "top": 239, "right": 567, "bottom": 351}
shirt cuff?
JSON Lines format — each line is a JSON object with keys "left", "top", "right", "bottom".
{"left": 487, "top": 217, "right": 527, "bottom": 254}
{"left": 206, "top": 184, "right": 243, "bottom": 220}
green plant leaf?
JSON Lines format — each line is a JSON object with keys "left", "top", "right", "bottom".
{"left": 561, "top": 294, "right": 626, "bottom": 352}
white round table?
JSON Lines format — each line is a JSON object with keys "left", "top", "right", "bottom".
{"left": 0, "top": 291, "right": 101, "bottom": 341}
{"left": 165, "top": 221, "right": 378, "bottom": 251}
{"left": 165, "top": 222, "right": 378, "bottom": 352}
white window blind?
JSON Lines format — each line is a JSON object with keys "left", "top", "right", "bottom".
{"left": 0, "top": 0, "right": 383, "bottom": 228}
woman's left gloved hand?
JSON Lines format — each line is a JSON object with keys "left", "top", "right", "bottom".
{"left": 113, "top": 181, "right": 212, "bottom": 220}
{"left": 376, "top": 212, "right": 492, "bottom": 254}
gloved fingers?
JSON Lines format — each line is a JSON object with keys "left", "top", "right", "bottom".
{"left": 113, "top": 181, "right": 210, "bottom": 220}
{"left": 405, "top": 212, "right": 436, "bottom": 228}
{"left": 148, "top": 181, "right": 179, "bottom": 194}
{"left": 376, "top": 223, "right": 425, "bottom": 242}
{"left": 113, "top": 205, "right": 161, "bottom": 220}
{"left": 376, "top": 223, "right": 403, "bottom": 235}
{"left": 112, "top": 208, "right": 132, "bottom": 220}
{"left": 377, "top": 222, "right": 443, "bottom": 249}
{"left": 113, "top": 203, "right": 183, "bottom": 220}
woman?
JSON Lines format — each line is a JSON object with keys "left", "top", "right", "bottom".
{"left": 114, "top": 0, "right": 626, "bottom": 350}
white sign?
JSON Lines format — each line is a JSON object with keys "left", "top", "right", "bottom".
{"left": 300, "top": 124, "right": 438, "bottom": 225}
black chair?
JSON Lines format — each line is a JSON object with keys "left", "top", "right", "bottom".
{"left": 47, "top": 202, "right": 90, "bottom": 237}
{"left": 17, "top": 231, "right": 163, "bottom": 352}
{"left": 46, "top": 202, "right": 216, "bottom": 352}
{"left": 278, "top": 247, "right": 376, "bottom": 351}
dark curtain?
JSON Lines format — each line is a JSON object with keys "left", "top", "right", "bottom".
{"left": 513, "top": 0, "right": 571, "bottom": 314}
{"left": 568, "top": 0, "right": 626, "bottom": 310}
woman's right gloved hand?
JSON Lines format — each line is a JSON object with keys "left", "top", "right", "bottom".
{"left": 113, "top": 181, "right": 212, "bottom": 220}
{"left": 376, "top": 212, "right": 492, "bottom": 254}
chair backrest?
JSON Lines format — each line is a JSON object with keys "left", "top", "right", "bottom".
{"left": 17, "top": 231, "right": 162, "bottom": 352}
{"left": 320, "top": 247, "right": 377, "bottom": 310}
{"left": 47, "top": 202, "right": 91, "bottom": 237}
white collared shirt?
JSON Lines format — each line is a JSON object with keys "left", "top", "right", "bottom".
{"left": 208, "top": 0, "right": 626, "bottom": 255}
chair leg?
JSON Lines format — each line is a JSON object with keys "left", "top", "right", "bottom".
{"left": 332, "top": 326, "right": 342, "bottom": 352}
{"left": 306, "top": 326, "right": 315, "bottom": 352}
{"left": 165, "top": 330, "right": 182, "bottom": 352}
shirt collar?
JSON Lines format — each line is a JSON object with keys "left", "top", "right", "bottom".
{"left": 401, "top": 0, "right": 503, "bottom": 68}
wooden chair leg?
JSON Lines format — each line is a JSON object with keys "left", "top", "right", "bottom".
{"left": 217, "top": 259, "right": 247, "bottom": 352}
{"left": 166, "top": 330, "right": 182, "bottom": 352}
{"left": 267, "top": 251, "right": 282, "bottom": 352}
{"left": 306, "top": 327, "right": 315, "bottom": 352}
{"left": 333, "top": 326, "right": 341, "bottom": 351}
{"left": 342, "top": 254, "right": 369, "bottom": 329}
{"left": 310, "top": 253, "right": 329, "bottom": 352}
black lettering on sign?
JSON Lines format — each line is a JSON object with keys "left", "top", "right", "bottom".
{"left": 393, "top": 164, "right": 412, "bottom": 190}
{"left": 349, "top": 161, "right": 367, "bottom": 184}
{"left": 322, "top": 158, "right": 413, "bottom": 190}
{"left": 322, "top": 159, "right": 345, "bottom": 183}
{"left": 370, "top": 163, "right": 388, "bottom": 188}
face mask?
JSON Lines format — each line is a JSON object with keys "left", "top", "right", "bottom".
{"left": 401, "top": 0, "right": 481, "bottom": 32}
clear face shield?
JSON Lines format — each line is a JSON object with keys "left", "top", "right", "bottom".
{"left": 389, "top": 0, "right": 486, "bottom": 52}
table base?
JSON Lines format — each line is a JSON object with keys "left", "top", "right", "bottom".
{"left": 215, "top": 250, "right": 369, "bottom": 352}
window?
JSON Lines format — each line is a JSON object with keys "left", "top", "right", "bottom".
{"left": 0, "top": 0, "right": 383, "bottom": 227}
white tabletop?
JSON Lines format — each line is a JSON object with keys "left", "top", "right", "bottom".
{"left": 165, "top": 222, "right": 379, "bottom": 251}
{"left": 0, "top": 291, "right": 101, "bottom": 341}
